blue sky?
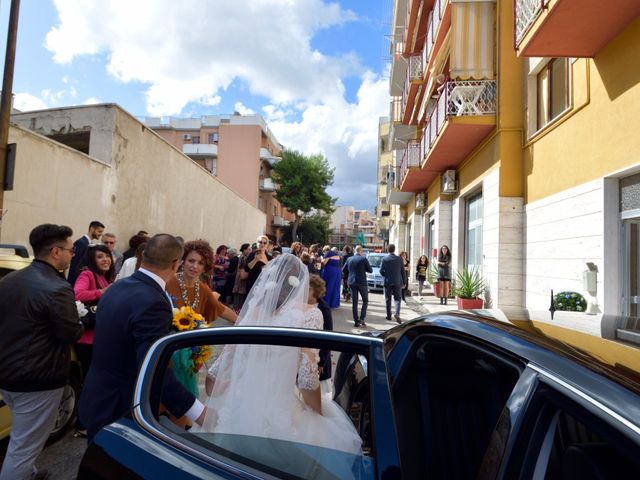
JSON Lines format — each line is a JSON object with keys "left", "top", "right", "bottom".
{"left": 0, "top": 0, "right": 393, "bottom": 210}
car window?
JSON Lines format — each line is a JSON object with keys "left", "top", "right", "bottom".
{"left": 148, "top": 339, "right": 376, "bottom": 479}
{"left": 367, "top": 256, "right": 383, "bottom": 268}
{"left": 390, "top": 335, "right": 522, "bottom": 479}
{"left": 505, "top": 383, "right": 640, "bottom": 479}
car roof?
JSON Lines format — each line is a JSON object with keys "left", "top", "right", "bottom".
{"left": 0, "top": 244, "right": 33, "bottom": 272}
{"left": 385, "top": 308, "right": 640, "bottom": 395}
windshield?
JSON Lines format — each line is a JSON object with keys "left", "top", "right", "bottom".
{"left": 368, "top": 256, "right": 384, "bottom": 268}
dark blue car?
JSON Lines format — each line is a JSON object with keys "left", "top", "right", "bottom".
{"left": 78, "top": 310, "right": 640, "bottom": 479}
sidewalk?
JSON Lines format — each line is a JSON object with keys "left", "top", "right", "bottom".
{"left": 331, "top": 289, "right": 457, "bottom": 334}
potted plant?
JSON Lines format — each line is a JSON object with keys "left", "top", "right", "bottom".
{"left": 453, "top": 267, "right": 485, "bottom": 309}
{"left": 427, "top": 262, "right": 443, "bottom": 298}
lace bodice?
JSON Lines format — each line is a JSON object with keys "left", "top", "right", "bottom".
{"left": 297, "top": 307, "right": 323, "bottom": 391}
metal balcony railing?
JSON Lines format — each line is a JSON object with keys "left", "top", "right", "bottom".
{"left": 421, "top": 80, "right": 497, "bottom": 159}
{"left": 399, "top": 141, "right": 422, "bottom": 187}
{"left": 409, "top": 54, "right": 423, "bottom": 82}
{"left": 515, "top": 0, "right": 548, "bottom": 46}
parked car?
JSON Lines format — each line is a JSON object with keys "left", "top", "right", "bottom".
{"left": 0, "top": 244, "right": 82, "bottom": 443}
{"left": 365, "top": 253, "right": 385, "bottom": 292}
{"left": 78, "top": 309, "right": 640, "bottom": 479}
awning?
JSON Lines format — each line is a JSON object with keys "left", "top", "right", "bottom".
{"left": 450, "top": 0, "right": 495, "bottom": 80}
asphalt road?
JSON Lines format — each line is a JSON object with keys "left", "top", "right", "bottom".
{"left": 1, "top": 290, "right": 449, "bottom": 479}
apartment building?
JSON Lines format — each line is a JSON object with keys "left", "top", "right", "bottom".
{"left": 383, "top": 0, "right": 640, "bottom": 316}
{"left": 145, "top": 114, "right": 295, "bottom": 242}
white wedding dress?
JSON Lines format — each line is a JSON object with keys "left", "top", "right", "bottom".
{"left": 191, "top": 255, "right": 366, "bottom": 477}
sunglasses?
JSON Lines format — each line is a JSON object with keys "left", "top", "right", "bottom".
{"left": 51, "top": 245, "right": 75, "bottom": 253}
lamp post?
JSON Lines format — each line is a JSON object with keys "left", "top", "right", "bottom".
{"left": 0, "top": 0, "right": 21, "bottom": 236}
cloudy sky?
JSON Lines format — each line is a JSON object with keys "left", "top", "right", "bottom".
{"left": 0, "top": 0, "right": 392, "bottom": 210}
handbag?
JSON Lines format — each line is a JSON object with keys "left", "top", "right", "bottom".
{"left": 80, "top": 272, "right": 101, "bottom": 330}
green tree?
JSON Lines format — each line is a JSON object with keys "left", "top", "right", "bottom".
{"left": 272, "top": 150, "right": 335, "bottom": 241}
{"left": 284, "top": 211, "right": 333, "bottom": 246}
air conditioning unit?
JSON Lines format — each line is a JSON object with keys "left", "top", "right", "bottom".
{"left": 442, "top": 170, "right": 458, "bottom": 194}
{"left": 415, "top": 193, "right": 426, "bottom": 209}
{"left": 183, "top": 134, "right": 192, "bottom": 140}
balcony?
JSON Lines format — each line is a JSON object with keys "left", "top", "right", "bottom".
{"left": 400, "top": 80, "right": 497, "bottom": 193}
{"left": 182, "top": 143, "right": 217, "bottom": 158}
{"left": 404, "top": 0, "right": 435, "bottom": 55}
{"left": 272, "top": 215, "right": 289, "bottom": 227}
{"left": 259, "top": 177, "right": 276, "bottom": 192}
{"left": 386, "top": 165, "right": 413, "bottom": 205}
{"left": 515, "top": 0, "right": 640, "bottom": 57}
{"left": 404, "top": 0, "right": 451, "bottom": 125}
{"left": 390, "top": 97, "right": 417, "bottom": 149}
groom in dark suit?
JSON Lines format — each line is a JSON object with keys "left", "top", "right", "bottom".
{"left": 380, "top": 244, "right": 405, "bottom": 324}
{"left": 78, "top": 234, "right": 206, "bottom": 440}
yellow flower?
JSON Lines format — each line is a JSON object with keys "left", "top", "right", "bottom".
{"left": 172, "top": 308, "right": 195, "bottom": 331}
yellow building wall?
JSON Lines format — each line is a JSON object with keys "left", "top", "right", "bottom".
{"left": 524, "top": 17, "right": 640, "bottom": 204}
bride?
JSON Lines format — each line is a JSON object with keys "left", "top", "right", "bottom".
{"left": 193, "top": 254, "right": 363, "bottom": 457}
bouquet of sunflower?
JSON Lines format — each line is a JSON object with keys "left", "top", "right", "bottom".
{"left": 171, "top": 306, "right": 211, "bottom": 383}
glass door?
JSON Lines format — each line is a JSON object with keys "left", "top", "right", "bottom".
{"left": 623, "top": 219, "right": 640, "bottom": 317}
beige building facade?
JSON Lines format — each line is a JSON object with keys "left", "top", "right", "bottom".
{"left": 144, "top": 114, "right": 295, "bottom": 242}
{"left": 4, "top": 104, "right": 266, "bottom": 250}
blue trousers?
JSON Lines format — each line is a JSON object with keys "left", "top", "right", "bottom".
{"left": 384, "top": 284, "right": 402, "bottom": 318}
{"left": 350, "top": 284, "right": 369, "bottom": 322}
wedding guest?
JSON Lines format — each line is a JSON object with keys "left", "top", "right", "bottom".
{"left": 400, "top": 251, "right": 410, "bottom": 302}
{"left": 321, "top": 245, "right": 341, "bottom": 309}
{"left": 308, "top": 274, "right": 333, "bottom": 398}
{"left": 78, "top": 234, "right": 208, "bottom": 441}
{"left": 101, "top": 233, "right": 122, "bottom": 272}
{"left": 73, "top": 244, "right": 115, "bottom": 437}
{"left": 437, "top": 245, "right": 452, "bottom": 305}
{"left": 222, "top": 248, "right": 239, "bottom": 305}
{"left": 301, "top": 252, "right": 319, "bottom": 275}
{"left": 309, "top": 244, "right": 322, "bottom": 271}
{"left": 166, "top": 240, "right": 237, "bottom": 399}
{"left": 341, "top": 245, "right": 353, "bottom": 302}
{"left": 74, "top": 244, "right": 115, "bottom": 379}
{"left": 68, "top": 220, "right": 105, "bottom": 285}
{"left": 290, "top": 241, "right": 303, "bottom": 257}
{"left": 232, "top": 243, "right": 251, "bottom": 312}
{"left": 212, "top": 245, "right": 229, "bottom": 295}
{"left": 244, "top": 235, "right": 271, "bottom": 293}
{"left": 118, "top": 233, "right": 149, "bottom": 271}
{"left": 115, "top": 242, "right": 146, "bottom": 281}
{"left": 416, "top": 255, "right": 429, "bottom": 298}
{"left": 0, "top": 224, "right": 83, "bottom": 480}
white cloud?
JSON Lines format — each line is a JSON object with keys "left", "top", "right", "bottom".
{"left": 234, "top": 102, "right": 255, "bottom": 115}
{"left": 13, "top": 93, "right": 48, "bottom": 112}
{"left": 82, "top": 97, "right": 101, "bottom": 105}
{"left": 45, "top": 0, "right": 360, "bottom": 116}
{"left": 41, "top": 88, "right": 65, "bottom": 104}
{"left": 269, "top": 71, "right": 389, "bottom": 208}
{"left": 44, "top": 0, "right": 385, "bottom": 208}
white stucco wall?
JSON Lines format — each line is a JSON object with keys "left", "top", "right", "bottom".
{"left": 1, "top": 107, "right": 266, "bottom": 252}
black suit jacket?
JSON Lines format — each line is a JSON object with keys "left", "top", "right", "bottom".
{"left": 78, "top": 270, "right": 195, "bottom": 440}
{"left": 68, "top": 236, "right": 89, "bottom": 285}
{"left": 317, "top": 298, "right": 333, "bottom": 381}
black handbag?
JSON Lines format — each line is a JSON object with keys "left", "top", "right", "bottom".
{"left": 80, "top": 272, "right": 100, "bottom": 330}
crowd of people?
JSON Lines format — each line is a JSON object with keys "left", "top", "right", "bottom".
{"left": 0, "top": 218, "right": 457, "bottom": 479}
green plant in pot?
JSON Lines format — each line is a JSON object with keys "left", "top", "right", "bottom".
{"left": 452, "top": 267, "right": 485, "bottom": 309}
{"left": 427, "top": 263, "right": 443, "bottom": 297}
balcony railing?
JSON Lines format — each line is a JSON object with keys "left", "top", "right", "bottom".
{"left": 259, "top": 177, "right": 276, "bottom": 191}
{"left": 399, "top": 141, "right": 422, "bottom": 187}
{"left": 515, "top": 0, "right": 548, "bottom": 46}
{"left": 409, "top": 54, "right": 423, "bottom": 82}
{"left": 421, "top": 80, "right": 497, "bottom": 158}
{"left": 426, "top": 0, "right": 447, "bottom": 63}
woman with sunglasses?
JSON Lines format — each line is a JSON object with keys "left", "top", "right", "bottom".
{"left": 244, "top": 235, "right": 272, "bottom": 294}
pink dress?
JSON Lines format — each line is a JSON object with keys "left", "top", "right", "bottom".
{"left": 74, "top": 270, "right": 110, "bottom": 345}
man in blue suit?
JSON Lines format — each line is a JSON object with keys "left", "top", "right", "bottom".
{"left": 379, "top": 244, "right": 405, "bottom": 324}
{"left": 342, "top": 245, "right": 372, "bottom": 327}
{"left": 67, "top": 220, "right": 104, "bottom": 285}
{"left": 78, "top": 234, "right": 206, "bottom": 441}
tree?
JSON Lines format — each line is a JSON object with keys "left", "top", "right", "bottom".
{"left": 272, "top": 150, "right": 335, "bottom": 242}
{"left": 284, "top": 211, "right": 332, "bottom": 246}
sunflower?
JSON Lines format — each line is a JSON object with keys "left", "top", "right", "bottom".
{"left": 172, "top": 307, "right": 196, "bottom": 331}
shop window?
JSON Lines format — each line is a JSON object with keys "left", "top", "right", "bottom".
{"left": 465, "top": 192, "right": 483, "bottom": 270}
